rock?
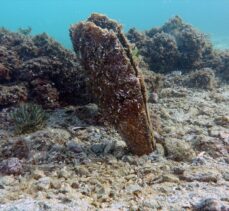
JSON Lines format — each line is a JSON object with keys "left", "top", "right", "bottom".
{"left": 155, "top": 143, "right": 165, "bottom": 156}
{"left": 0, "top": 84, "right": 28, "bottom": 107}
{"left": 94, "top": 182, "right": 110, "bottom": 199}
{"left": 0, "top": 28, "right": 89, "bottom": 106}
{"left": 70, "top": 13, "right": 155, "bottom": 155}
{"left": 113, "top": 140, "right": 127, "bottom": 158}
{"left": 0, "top": 157, "right": 23, "bottom": 175}
{"left": 66, "top": 140, "right": 82, "bottom": 153}
{"left": 71, "top": 182, "right": 80, "bottom": 189}
{"left": 32, "top": 169, "right": 45, "bottom": 180}
{"left": 0, "top": 63, "right": 10, "bottom": 82}
{"left": 0, "top": 175, "right": 17, "bottom": 186}
{"left": 219, "top": 131, "right": 229, "bottom": 140}
{"left": 75, "top": 103, "right": 99, "bottom": 122}
{"left": 103, "top": 141, "right": 115, "bottom": 154}
{"left": 181, "top": 167, "right": 220, "bottom": 182}
{"left": 122, "top": 155, "right": 138, "bottom": 165}
{"left": 126, "top": 184, "right": 142, "bottom": 194}
{"left": 30, "top": 79, "right": 60, "bottom": 109}
{"left": 162, "top": 174, "right": 180, "bottom": 183}
{"left": 165, "top": 138, "right": 195, "bottom": 161}
{"left": 58, "top": 167, "right": 72, "bottom": 179}
{"left": 214, "top": 51, "right": 229, "bottom": 82}
{"left": 173, "top": 166, "right": 185, "bottom": 175}
{"left": 127, "top": 16, "right": 214, "bottom": 73}
{"left": 215, "top": 115, "right": 229, "bottom": 127}
{"left": 30, "top": 128, "right": 71, "bottom": 145}
{"left": 145, "top": 173, "right": 157, "bottom": 185}
{"left": 35, "top": 177, "right": 51, "bottom": 190}
{"left": 3, "top": 139, "right": 30, "bottom": 160}
{"left": 142, "top": 162, "right": 156, "bottom": 174}
{"left": 75, "top": 166, "right": 90, "bottom": 177}
{"left": 222, "top": 172, "right": 229, "bottom": 181}
{"left": 0, "top": 198, "right": 91, "bottom": 211}
{"left": 48, "top": 128, "right": 71, "bottom": 144}
{"left": 50, "top": 179, "right": 62, "bottom": 189}
{"left": 91, "top": 143, "right": 105, "bottom": 154}
{"left": 209, "top": 129, "right": 220, "bottom": 137}
{"left": 193, "top": 136, "right": 228, "bottom": 158}
{"left": 59, "top": 183, "right": 73, "bottom": 194}
{"left": 143, "top": 199, "right": 162, "bottom": 210}
{"left": 183, "top": 68, "right": 217, "bottom": 90}
{"left": 149, "top": 92, "right": 159, "bottom": 103}
{"left": 193, "top": 198, "right": 229, "bottom": 211}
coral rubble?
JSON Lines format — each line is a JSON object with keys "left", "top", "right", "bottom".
{"left": 70, "top": 14, "right": 155, "bottom": 155}
{"left": 182, "top": 68, "right": 217, "bottom": 89}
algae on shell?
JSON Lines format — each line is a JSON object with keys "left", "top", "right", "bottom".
{"left": 70, "top": 14, "right": 155, "bottom": 155}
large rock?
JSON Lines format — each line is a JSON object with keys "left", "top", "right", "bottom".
{"left": 30, "top": 79, "right": 60, "bottom": 109}
{"left": 0, "top": 157, "right": 23, "bottom": 175}
{"left": 70, "top": 14, "right": 155, "bottom": 155}
{"left": 193, "top": 198, "right": 229, "bottom": 211}
{"left": 182, "top": 68, "right": 217, "bottom": 90}
{"left": 0, "top": 28, "right": 88, "bottom": 106}
{"left": 181, "top": 167, "right": 220, "bottom": 183}
{"left": 127, "top": 16, "right": 214, "bottom": 73}
{"left": 0, "top": 84, "right": 28, "bottom": 106}
{"left": 0, "top": 63, "right": 10, "bottom": 82}
{"left": 164, "top": 138, "right": 195, "bottom": 161}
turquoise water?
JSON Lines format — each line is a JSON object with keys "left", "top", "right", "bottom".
{"left": 1, "top": 0, "right": 229, "bottom": 49}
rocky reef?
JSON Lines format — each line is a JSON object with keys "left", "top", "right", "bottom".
{"left": 70, "top": 14, "right": 155, "bottom": 155}
{"left": 0, "top": 28, "right": 88, "bottom": 108}
{"left": 127, "top": 16, "right": 229, "bottom": 84}
{"left": 0, "top": 14, "right": 229, "bottom": 210}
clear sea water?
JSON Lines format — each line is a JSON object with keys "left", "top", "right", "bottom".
{"left": 1, "top": 0, "right": 229, "bottom": 49}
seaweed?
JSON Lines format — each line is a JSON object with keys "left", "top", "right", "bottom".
{"left": 10, "top": 103, "right": 47, "bottom": 134}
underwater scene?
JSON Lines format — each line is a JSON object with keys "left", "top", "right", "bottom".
{"left": 0, "top": 0, "right": 229, "bottom": 210}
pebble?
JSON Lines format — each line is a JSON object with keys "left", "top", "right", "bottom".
{"left": 0, "top": 175, "right": 16, "bottom": 186}
{"left": 75, "top": 166, "right": 90, "bottom": 177}
{"left": 103, "top": 141, "right": 115, "bottom": 154}
{"left": 50, "top": 179, "right": 62, "bottom": 189}
{"left": 165, "top": 138, "right": 195, "bottom": 161}
{"left": 126, "top": 184, "right": 142, "bottom": 194}
{"left": 32, "top": 169, "right": 45, "bottom": 180}
{"left": 181, "top": 167, "right": 220, "bottom": 182}
{"left": 143, "top": 199, "right": 162, "bottom": 209}
{"left": 222, "top": 172, "right": 229, "bottom": 181}
{"left": 58, "top": 167, "right": 72, "bottom": 179}
{"left": 0, "top": 157, "right": 23, "bottom": 175}
{"left": 194, "top": 198, "right": 229, "bottom": 211}
{"left": 66, "top": 140, "right": 82, "bottom": 153}
{"left": 162, "top": 174, "right": 180, "bottom": 183}
{"left": 35, "top": 177, "right": 51, "bottom": 190}
{"left": 91, "top": 143, "right": 105, "bottom": 154}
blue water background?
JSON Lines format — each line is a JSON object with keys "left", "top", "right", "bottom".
{"left": 0, "top": 0, "right": 229, "bottom": 49}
